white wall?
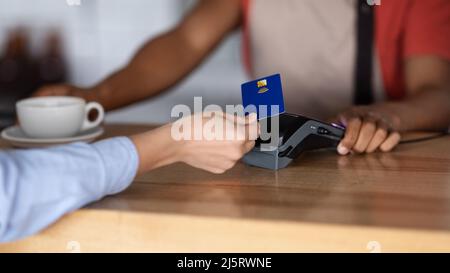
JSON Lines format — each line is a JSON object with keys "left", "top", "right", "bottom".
{"left": 0, "top": 0, "right": 247, "bottom": 124}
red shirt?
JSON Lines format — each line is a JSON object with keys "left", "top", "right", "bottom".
{"left": 242, "top": 0, "right": 450, "bottom": 100}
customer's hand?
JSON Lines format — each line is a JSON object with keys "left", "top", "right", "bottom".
{"left": 174, "top": 112, "right": 259, "bottom": 173}
{"left": 131, "top": 112, "right": 259, "bottom": 175}
{"left": 333, "top": 104, "right": 402, "bottom": 155}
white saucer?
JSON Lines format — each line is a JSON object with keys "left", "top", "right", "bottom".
{"left": 1, "top": 126, "right": 104, "bottom": 148}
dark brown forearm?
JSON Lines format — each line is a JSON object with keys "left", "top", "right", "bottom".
{"left": 384, "top": 87, "right": 450, "bottom": 132}
{"left": 90, "top": 29, "right": 209, "bottom": 110}
{"left": 85, "top": 0, "right": 242, "bottom": 111}
{"left": 398, "top": 56, "right": 450, "bottom": 132}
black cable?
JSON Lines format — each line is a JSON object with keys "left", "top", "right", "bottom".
{"left": 399, "top": 131, "right": 449, "bottom": 144}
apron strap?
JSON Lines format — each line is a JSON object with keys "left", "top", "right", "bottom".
{"left": 354, "top": 0, "right": 375, "bottom": 105}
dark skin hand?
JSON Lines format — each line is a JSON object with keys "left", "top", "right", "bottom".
{"left": 34, "top": 0, "right": 450, "bottom": 155}
{"left": 335, "top": 56, "right": 450, "bottom": 155}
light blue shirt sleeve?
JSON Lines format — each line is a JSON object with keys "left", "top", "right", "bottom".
{"left": 0, "top": 136, "right": 139, "bottom": 243}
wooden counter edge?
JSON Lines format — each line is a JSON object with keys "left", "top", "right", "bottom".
{"left": 0, "top": 209, "right": 449, "bottom": 253}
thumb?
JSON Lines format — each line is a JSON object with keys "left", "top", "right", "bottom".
{"left": 246, "top": 112, "right": 258, "bottom": 124}
{"left": 239, "top": 112, "right": 257, "bottom": 125}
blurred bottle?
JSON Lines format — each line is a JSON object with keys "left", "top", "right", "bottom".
{"left": 0, "top": 28, "right": 37, "bottom": 129}
{"left": 37, "top": 31, "right": 67, "bottom": 86}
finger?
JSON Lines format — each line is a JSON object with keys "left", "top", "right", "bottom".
{"left": 247, "top": 112, "right": 258, "bottom": 124}
{"left": 33, "top": 89, "right": 53, "bottom": 97}
{"left": 241, "top": 113, "right": 258, "bottom": 126}
{"left": 204, "top": 166, "right": 227, "bottom": 174}
{"left": 203, "top": 110, "right": 225, "bottom": 120}
{"left": 366, "top": 128, "right": 388, "bottom": 153}
{"left": 243, "top": 140, "right": 256, "bottom": 154}
{"left": 224, "top": 124, "right": 257, "bottom": 142}
{"left": 34, "top": 87, "right": 67, "bottom": 97}
{"left": 337, "top": 118, "right": 362, "bottom": 155}
{"left": 230, "top": 112, "right": 257, "bottom": 125}
{"left": 353, "top": 121, "right": 376, "bottom": 153}
{"left": 245, "top": 118, "right": 260, "bottom": 140}
{"left": 221, "top": 112, "right": 238, "bottom": 122}
{"left": 380, "top": 132, "right": 401, "bottom": 152}
{"left": 227, "top": 113, "right": 259, "bottom": 140}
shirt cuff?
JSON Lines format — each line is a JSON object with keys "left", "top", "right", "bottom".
{"left": 92, "top": 137, "right": 139, "bottom": 195}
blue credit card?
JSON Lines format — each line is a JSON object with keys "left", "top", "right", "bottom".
{"left": 241, "top": 73, "right": 285, "bottom": 119}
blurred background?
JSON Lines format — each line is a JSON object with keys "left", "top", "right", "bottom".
{"left": 0, "top": 0, "right": 247, "bottom": 127}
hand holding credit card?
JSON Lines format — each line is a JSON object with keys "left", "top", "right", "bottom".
{"left": 241, "top": 74, "right": 285, "bottom": 119}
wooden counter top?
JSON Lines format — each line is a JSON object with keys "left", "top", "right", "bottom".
{"left": 1, "top": 124, "right": 449, "bottom": 252}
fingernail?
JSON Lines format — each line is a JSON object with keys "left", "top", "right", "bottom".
{"left": 248, "top": 113, "right": 257, "bottom": 122}
{"left": 337, "top": 144, "right": 349, "bottom": 155}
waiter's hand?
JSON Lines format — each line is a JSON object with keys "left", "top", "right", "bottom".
{"left": 175, "top": 112, "right": 259, "bottom": 174}
{"left": 33, "top": 84, "right": 95, "bottom": 102}
{"left": 334, "top": 105, "right": 402, "bottom": 155}
{"left": 34, "top": 84, "right": 76, "bottom": 97}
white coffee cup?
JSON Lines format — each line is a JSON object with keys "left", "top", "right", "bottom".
{"left": 16, "top": 96, "right": 105, "bottom": 139}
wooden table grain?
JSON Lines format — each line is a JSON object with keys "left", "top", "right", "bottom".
{"left": 0, "top": 124, "right": 449, "bottom": 252}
